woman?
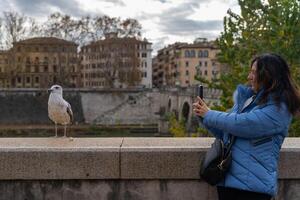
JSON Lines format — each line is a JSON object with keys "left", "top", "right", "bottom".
{"left": 193, "top": 53, "right": 300, "bottom": 200}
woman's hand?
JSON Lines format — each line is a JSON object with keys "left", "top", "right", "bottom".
{"left": 193, "top": 96, "right": 210, "bottom": 117}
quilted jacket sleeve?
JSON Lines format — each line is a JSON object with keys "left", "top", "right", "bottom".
{"left": 198, "top": 118, "right": 224, "bottom": 139}
{"left": 202, "top": 102, "right": 291, "bottom": 139}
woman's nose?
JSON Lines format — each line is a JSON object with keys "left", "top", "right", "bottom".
{"left": 247, "top": 73, "right": 252, "bottom": 80}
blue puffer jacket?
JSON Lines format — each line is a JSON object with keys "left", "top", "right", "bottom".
{"left": 202, "top": 84, "right": 292, "bottom": 196}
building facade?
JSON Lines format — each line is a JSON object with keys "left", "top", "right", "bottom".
{"left": 0, "top": 37, "right": 81, "bottom": 88}
{"left": 81, "top": 33, "right": 152, "bottom": 88}
{"left": 0, "top": 50, "right": 9, "bottom": 87}
{"left": 153, "top": 38, "right": 223, "bottom": 88}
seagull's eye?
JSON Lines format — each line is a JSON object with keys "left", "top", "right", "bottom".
{"left": 55, "top": 87, "right": 59, "bottom": 89}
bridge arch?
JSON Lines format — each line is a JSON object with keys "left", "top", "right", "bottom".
{"left": 181, "top": 101, "right": 190, "bottom": 124}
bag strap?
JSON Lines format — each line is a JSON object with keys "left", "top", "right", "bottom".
{"left": 223, "top": 94, "right": 256, "bottom": 154}
{"left": 224, "top": 94, "right": 256, "bottom": 152}
{"left": 226, "top": 135, "right": 235, "bottom": 151}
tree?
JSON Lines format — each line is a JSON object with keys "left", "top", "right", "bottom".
{"left": 214, "top": 0, "right": 300, "bottom": 135}
{"left": 119, "top": 18, "right": 142, "bottom": 38}
{"left": 42, "top": 12, "right": 78, "bottom": 42}
{"left": 92, "top": 15, "right": 141, "bottom": 41}
{"left": 2, "top": 12, "right": 40, "bottom": 49}
{"left": 168, "top": 112, "right": 187, "bottom": 137}
{"left": 0, "top": 18, "right": 3, "bottom": 49}
{"left": 42, "top": 13, "right": 143, "bottom": 47}
{"left": 100, "top": 38, "right": 141, "bottom": 88}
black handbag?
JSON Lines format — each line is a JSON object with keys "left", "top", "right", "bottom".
{"left": 199, "top": 135, "right": 235, "bottom": 185}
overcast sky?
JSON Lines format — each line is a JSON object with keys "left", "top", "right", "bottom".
{"left": 0, "top": 0, "right": 240, "bottom": 54}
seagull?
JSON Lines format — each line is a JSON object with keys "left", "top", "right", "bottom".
{"left": 48, "top": 85, "right": 73, "bottom": 137}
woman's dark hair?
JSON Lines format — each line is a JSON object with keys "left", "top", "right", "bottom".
{"left": 251, "top": 53, "right": 300, "bottom": 115}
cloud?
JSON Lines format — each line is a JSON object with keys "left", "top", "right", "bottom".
{"left": 160, "top": 19, "right": 223, "bottom": 35}
{"left": 9, "top": 0, "right": 88, "bottom": 18}
{"left": 0, "top": 0, "right": 13, "bottom": 14}
{"left": 156, "top": 0, "right": 168, "bottom": 3}
{"left": 150, "top": 36, "right": 170, "bottom": 55}
{"left": 102, "top": 0, "right": 125, "bottom": 6}
{"left": 162, "top": 1, "right": 200, "bottom": 18}
{"left": 0, "top": 0, "right": 230, "bottom": 54}
{"left": 156, "top": 0, "right": 223, "bottom": 36}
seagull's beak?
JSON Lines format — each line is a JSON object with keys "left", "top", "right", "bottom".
{"left": 47, "top": 89, "right": 53, "bottom": 94}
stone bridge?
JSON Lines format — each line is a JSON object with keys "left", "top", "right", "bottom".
{"left": 0, "top": 87, "right": 221, "bottom": 132}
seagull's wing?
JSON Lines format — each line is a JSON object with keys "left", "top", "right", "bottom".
{"left": 66, "top": 103, "right": 74, "bottom": 123}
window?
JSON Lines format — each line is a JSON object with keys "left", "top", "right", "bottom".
{"left": 203, "top": 50, "right": 209, "bottom": 57}
{"left": 204, "top": 70, "right": 207, "bottom": 75}
{"left": 26, "top": 65, "right": 30, "bottom": 72}
{"left": 186, "top": 70, "right": 189, "bottom": 76}
{"left": 185, "top": 61, "right": 189, "bottom": 67}
{"left": 198, "top": 50, "right": 203, "bottom": 58}
{"left": 26, "top": 77, "right": 30, "bottom": 83}
{"left": 35, "top": 77, "right": 39, "bottom": 83}
{"left": 142, "top": 53, "right": 147, "bottom": 57}
{"left": 17, "top": 77, "right": 22, "bottom": 83}
{"left": 53, "top": 65, "right": 57, "bottom": 72}
{"left": 190, "top": 50, "right": 195, "bottom": 57}
{"left": 205, "top": 61, "right": 208, "bottom": 67}
{"left": 199, "top": 61, "right": 202, "bottom": 67}
{"left": 184, "top": 50, "right": 190, "bottom": 58}
{"left": 35, "top": 66, "right": 39, "bottom": 73}
{"left": 61, "top": 56, "right": 66, "bottom": 63}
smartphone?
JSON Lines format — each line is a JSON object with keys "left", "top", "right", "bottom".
{"left": 198, "top": 85, "right": 203, "bottom": 98}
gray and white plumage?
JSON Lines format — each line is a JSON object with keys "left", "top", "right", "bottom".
{"left": 48, "top": 85, "right": 73, "bottom": 137}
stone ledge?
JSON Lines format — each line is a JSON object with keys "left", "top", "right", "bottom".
{"left": 0, "top": 138, "right": 122, "bottom": 180}
{"left": 0, "top": 137, "right": 298, "bottom": 180}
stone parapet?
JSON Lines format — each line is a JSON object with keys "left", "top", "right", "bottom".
{"left": 0, "top": 137, "right": 298, "bottom": 200}
{"left": 0, "top": 138, "right": 299, "bottom": 180}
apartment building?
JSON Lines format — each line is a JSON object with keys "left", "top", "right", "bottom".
{"left": 81, "top": 32, "right": 152, "bottom": 88}
{"left": 0, "top": 50, "right": 9, "bottom": 87}
{"left": 0, "top": 37, "right": 81, "bottom": 88}
{"left": 153, "top": 38, "right": 222, "bottom": 87}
